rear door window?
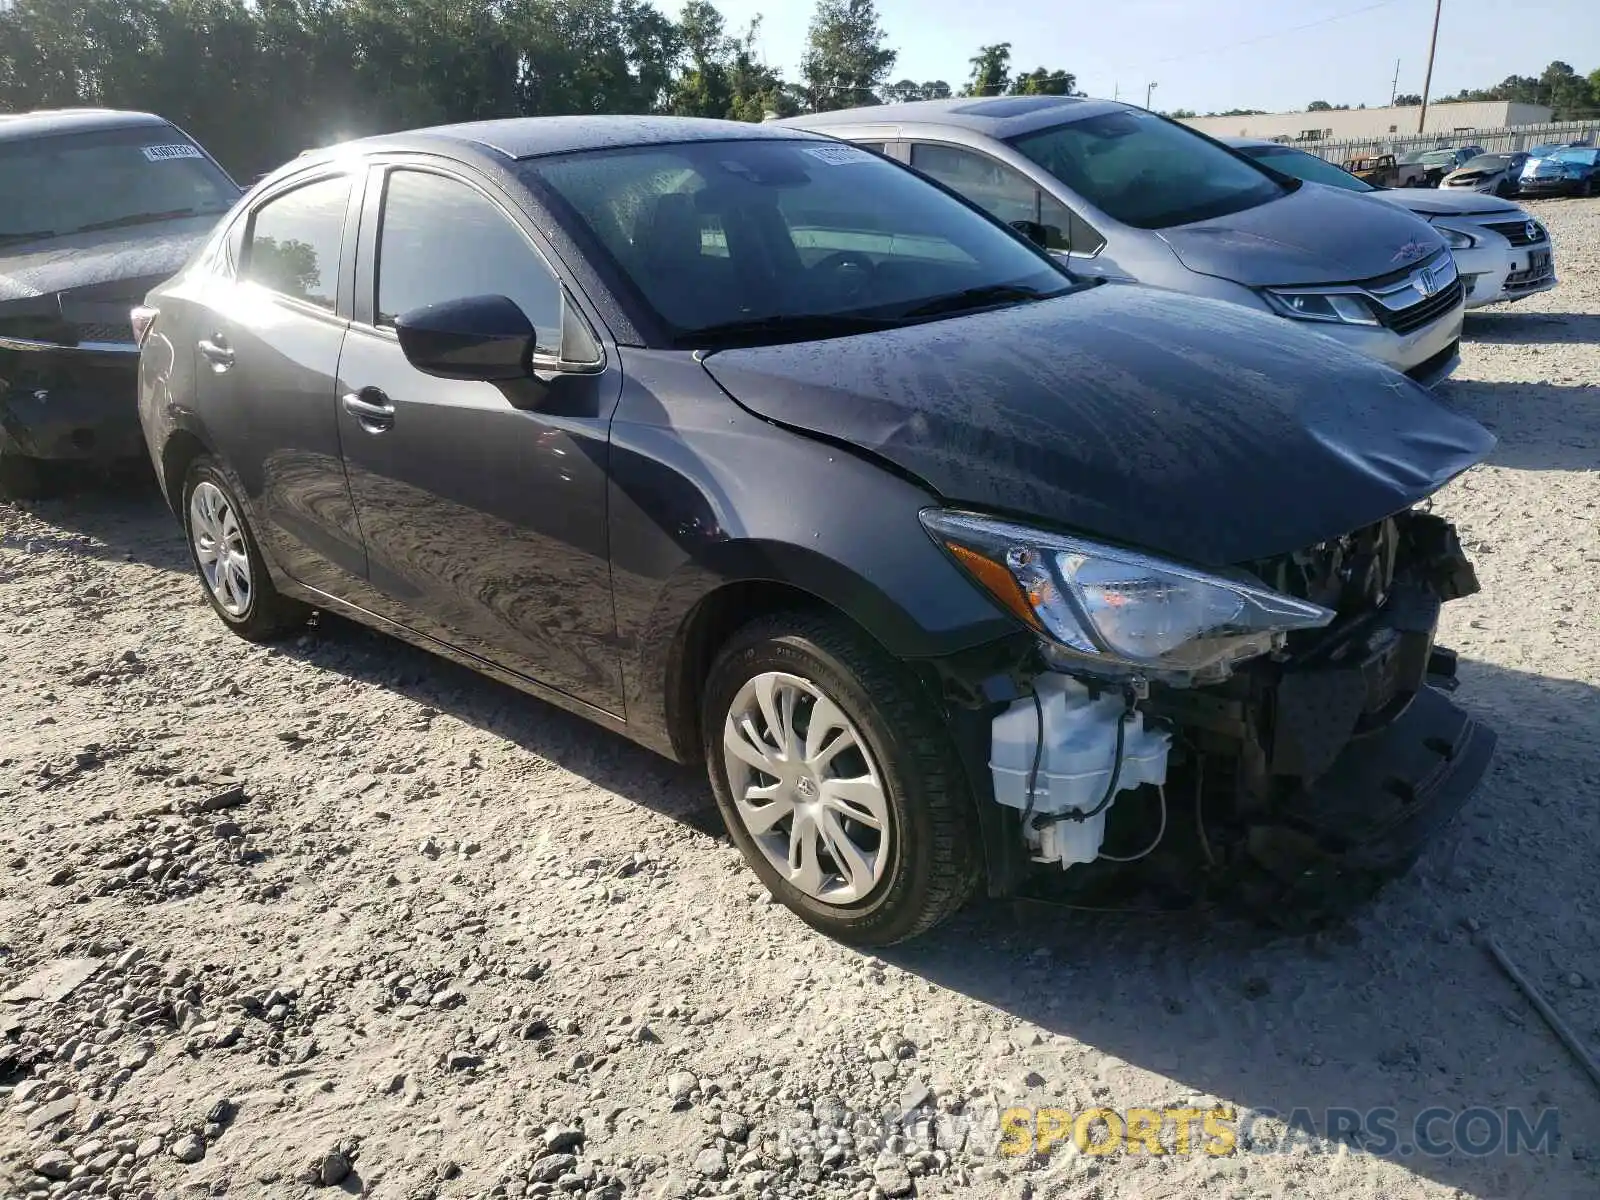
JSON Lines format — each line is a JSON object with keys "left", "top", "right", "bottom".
{"left": 243, "top": 176, "right": 351, "bottom": 312}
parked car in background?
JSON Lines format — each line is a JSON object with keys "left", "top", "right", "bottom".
{"left": 0, "top": 108, "right": 239, "bottom": 496}
{"left": 1355, "top": 152, "right": 1430, "bottom": 187}
{"left": 1440, "top": 152, "right": 1528, "bottom": 196}
{"left": 781, "top": 97, "right": 1464, "bottom": 384}
{"left": 1227, "top": 139, "right": 1556, "bottom": 309}
{"left": 1519, "top": 146, "right": 1600, "bottom": 197}
{"left": 1398, "top": 147, "right": 1482, "bottom": 187}
{"left": 136, "top": 116, "right": 1497, "bottom": 944}
{"left": 1341, "top": 153, "right": 1404, "bottom": 187}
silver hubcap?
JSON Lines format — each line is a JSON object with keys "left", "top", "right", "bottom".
{"left": 189, "top": 481, "right": 252, "bottom": 617}
{"left": 723, "top": 672, "right": 892, "bottom": 905}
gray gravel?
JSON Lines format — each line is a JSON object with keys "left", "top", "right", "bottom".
{"left": 2, "top": 198, "right": 1597, "bottom": 1200}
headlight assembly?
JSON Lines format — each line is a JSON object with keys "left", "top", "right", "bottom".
{"left": 1433, "top": 224, "right": 1477, "bottom": 250}
{"left": 1260, "top": 287, "right": 1379, "bottom": 326}
{"left": 923, "top": 510, "right": 1336, "bottom": 682}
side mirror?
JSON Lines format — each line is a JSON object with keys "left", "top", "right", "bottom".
{"left": 395, "top": 294, "right": 534, "bottom": 382}
{"left": 1009, "top": 219, "right": 1049, "bottom": 248}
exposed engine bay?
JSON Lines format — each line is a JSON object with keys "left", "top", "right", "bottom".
{"left": 951, "top": 508, "right": 1496, "bottom": 924}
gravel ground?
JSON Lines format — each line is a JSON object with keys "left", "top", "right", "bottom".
{"left": 2, "top": 198, "right": 1597, "bottom": 1200}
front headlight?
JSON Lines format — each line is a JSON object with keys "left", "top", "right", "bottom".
{"left": 1261, "top": 287, "right": 1379, "bottom": 325}
{"left": 1434, "top": 224, "right": 1477, "bottom": 249}
{"left": 923, "top": 510, "right": 1335, "bottom": 682}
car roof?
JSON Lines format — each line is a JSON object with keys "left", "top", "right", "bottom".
{"left": 1224, "top": 137, "right": 1299, "bottom": 150}
{"left": 321, "top": 115, "right": 826, "bottom": 163}
{"left": 0, "top": 107, "right": 174, "bottom": 142}
{"left": 774, "top": 95, "right": 1130, "bottom": 139}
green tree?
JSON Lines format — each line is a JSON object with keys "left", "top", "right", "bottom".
{"left": 1307, "top": 99, "right": 1332, "bottom": 110}
{"left": 1393, "top": 93, "right": 1422, "bottom": 105}
{"left": 962, "top": 42, "right": 1011, "bottom": 97}
{"left": 1009, "top": 67, "right": 1074, "bottom": 96}
{"left": 801, "top": 0, "right": 897, "bottom": 112}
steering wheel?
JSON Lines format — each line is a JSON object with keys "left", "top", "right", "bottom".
{"left": 811, "top": 250, "right": 877, "bottom": 303}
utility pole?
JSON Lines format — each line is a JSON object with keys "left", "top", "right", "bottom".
{"left": 1390, "top": 58, "right": 1401, "bottom": 105}
{"left": 1145, "top": 81, "right": 1158, "bottom": 109}
{"left": 1417, "top": 0, "right": 1442, "bottom": 134}
{"left": 1113, "top": 81, "right": 1119, "bottom": 101}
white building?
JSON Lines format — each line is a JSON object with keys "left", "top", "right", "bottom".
{"left": 1182, "top": 100, "right": 1554, "bottom": 143}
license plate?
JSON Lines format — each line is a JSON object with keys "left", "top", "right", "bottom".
{"left": 1530, "top": 250, "right": 1551, "bottom": 272}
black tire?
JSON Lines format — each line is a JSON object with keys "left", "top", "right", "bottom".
{"left": 181, "top": 457, "right": 310, "bottom": 642}
{"left": 0, "top": 451, "right": 52, "bottom": 500}
{"left": 702, "top": 611, "right": 981, "bottom": 945}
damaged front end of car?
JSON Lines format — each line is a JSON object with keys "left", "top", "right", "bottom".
{"left": 924, "top": 503, "right": 1495, "bottom": 924}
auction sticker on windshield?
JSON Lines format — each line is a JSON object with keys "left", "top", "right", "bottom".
{"left": 802, "top": 145, "right": 876, "bottom": 166}
{"left": 142, "top": 144, "right": 204, "bottom": 162}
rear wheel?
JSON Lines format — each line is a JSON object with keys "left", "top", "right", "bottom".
{"left": 182, "top": 457, "right": 309, "bottom": 641}
{"left": 702, "top": 612, "right": 981, "bottom": 946}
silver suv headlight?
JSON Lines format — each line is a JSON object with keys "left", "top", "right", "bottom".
{"left": 923, "top": 510, "right": 1336, "bottom": 681}
{"left": 1260, "top": 286, "right": 1380, "bottom": 326}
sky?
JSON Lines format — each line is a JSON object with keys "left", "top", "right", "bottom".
{"left": 688, "top": 0, "right": 1600, "bottom": 115}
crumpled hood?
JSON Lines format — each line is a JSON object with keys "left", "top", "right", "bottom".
{"left": 700, "top": 286, "right": 1494, "bottom": 566}
{"left": 1366, "top": 188, "right": 1523, "bottom": 217}
{"left": 1157, "top": 183, "right": 1448, "bottom": 286}
{"left": 0, "top": 215, "right": 219, "bottom": 304}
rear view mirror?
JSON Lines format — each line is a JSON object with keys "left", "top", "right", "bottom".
{"left": 395, "top": 294, "right": 534, "bottom": 382}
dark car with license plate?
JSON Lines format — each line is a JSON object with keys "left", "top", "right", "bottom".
{"left": 0, "top": 109, "right": 239, "bottom": 496}
{"left": 135, "top": 117, "right": 1496, "bottom": 944}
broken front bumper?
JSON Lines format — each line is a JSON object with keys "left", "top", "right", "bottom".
{"left": 1247, "top": 668, "right": 1496, "bottom": 885}
{"left": 0, "top": 342, "right": 143, "bottom": 462}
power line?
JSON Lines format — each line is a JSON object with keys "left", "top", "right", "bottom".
{"left": 1135, "top": 0, "right": 1413, "bottom": 70}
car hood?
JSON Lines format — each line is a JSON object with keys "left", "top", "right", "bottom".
{"left": 0, "top": 215, "right": 220, "bottom": 305}
{"left": 699, "top": 286, "right": 1494, "bottom": 566}
{"left": 1368, "top": 188, "right": 1521, "bottom": 216}
{"left": 1156, "top": 183, "right": 1447, "bottom": 286}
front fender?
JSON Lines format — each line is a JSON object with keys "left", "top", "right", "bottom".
{"left": 608, "top": 348, "right": 1018, "bottom": 760}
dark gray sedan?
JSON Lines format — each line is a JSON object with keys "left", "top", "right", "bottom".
{"left": 134, "top": 117, "right": 1496, "bottom": 943}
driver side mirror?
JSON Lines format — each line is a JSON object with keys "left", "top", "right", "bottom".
{"left": 1009, "top": 219, "right": 1050, "bottom": 249}
{"left": 395, "top": 294, "right": 535, "bottom": 382}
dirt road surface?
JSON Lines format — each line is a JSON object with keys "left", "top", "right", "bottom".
{"left": 3, "top": 199, "right": 1598, "bottom": 1200}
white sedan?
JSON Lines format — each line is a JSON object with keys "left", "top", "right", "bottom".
{"left": 1227, "top": 139, "right": 1556, "bottom": 309}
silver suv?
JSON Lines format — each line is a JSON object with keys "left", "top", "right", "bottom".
{"left": 780, "top": 97, "right": 1465, "bottom": 386}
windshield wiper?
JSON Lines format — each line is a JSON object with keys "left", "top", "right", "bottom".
{"left": 71, "top": 207, "right": 224, "bottom": 235}
{"left": 0, "top": 229, "right": 57, "bottom": 246}
{"left": 679, "top": 312, "right": 899, "bottom": 349}
{"left": 899, "top": 282, "right": 1064, "bottom": 320}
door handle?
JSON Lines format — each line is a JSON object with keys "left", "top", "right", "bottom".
{"left": 342, "top": 388, "right": 395, "bottom": 432}
{"left": 198, "top": 335, "right": 234, "bottom": 370}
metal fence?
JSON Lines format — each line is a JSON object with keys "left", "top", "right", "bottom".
{"left": 1286, "top": 120, "right": 1599, "bottom": 164}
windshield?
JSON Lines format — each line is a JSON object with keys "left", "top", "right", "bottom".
{"left": 1237, "top": 144, "right": 1372, "bottom": 192}
{"left": 1420, "top": 150, "right": 1460, "bottom": 167}
{"left": 1397, "top": 150, "right": 1430, "bottom": 164}
{"left": 1461, "top": 155, "right": 1510, "bottom": 171}
{"left": 1006, "top": 110, "right": 1285, "bottom": 229}
{"left": 524, "top": 139, "right": 1072, "bottom": 346}
{"left": 0, "top": 125, "right": 238, "bottom": 246}
{"left": 1552, "top": 148, "right": 1599, "bottom": 166}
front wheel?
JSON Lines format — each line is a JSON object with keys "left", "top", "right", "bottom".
{"left": 182, "top": 457, "right": 310, "bottom": 641}
{"left": 702, "top": 612, "right": 981, "bottom": 945}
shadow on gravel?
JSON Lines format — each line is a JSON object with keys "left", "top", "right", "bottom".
{"left": 280, "top": 612, "right": 720, "bottom": 836}
{"left": 1442, "top": 380, "right": 1599, "bottom": 472}
{"left": 885, "top": 658, "right": 1600, "bottom": 1198}
{"left": 1464, "top": 311, "right": 1600, "bottom": 345}
{"left": 0, "top": 465, "right": 186, "bottom": 572}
